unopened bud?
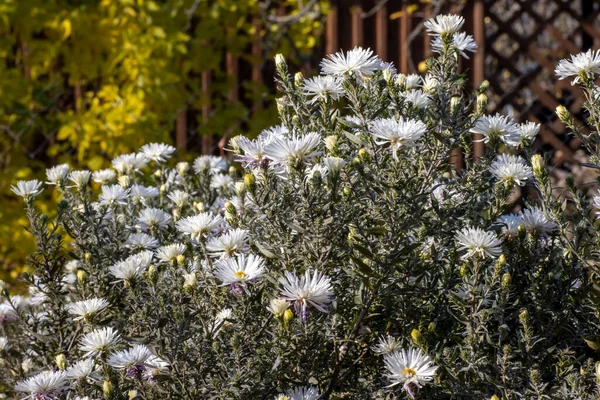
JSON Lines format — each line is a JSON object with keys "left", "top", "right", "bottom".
{"left": 531, "top": 154, "right": 544, "bottom": 176}
{"left": 159, "top": 184, "right": 167, "bottom": 195}
{"left": 195, "top": 202, "right": 205, "bottom": 212}
{"left": 294, "top": 71, "right": 304, "bottom": 87}
{"left": 176, "top": 162, "right": 189, "bottom": 177}
{"left": 383, "top": 68, "right": 392, "bottom": 82}
{"left": 77, "top": 270, "right": 87, "bottom": 283}
{"left": 154, "top": 169, "right": 161, "bottom": 177}
{"left": 228, "top": 166, "right": 237, "bottom": 178}
{"left": 55, "top": 353, "right": 67, "bottom": 370}
{"left": 358, "top": 148, "right": 370, "bottom": 162}
{"left": 103, "top": 380, "right": 114, "bottom": 397}
{"left": 501, "top": 272, "right": 511, "bottom": 290}
{"left": 428, "top": 322, "right": 436, "bottom": 333}
{"left": 518, "top": 224, "right": 526, "bottom": 240}
{"left": 519, "top": 309, "right": 529, "bottom": 323}
{"left": 118, "top": 175, "right": 131, "bottom": 188}
{"left": 490, "top": 396, "right": 500, "bottom": 400}
{"left": 128, "top": 391, "right": 138, "bottom": 400}
{"left": 496, "top": 254, "right": 506, "bottom": 269}
{"left": 183, "top": 272, "right": 197, "bottom": 291}
{"left": 476, "top": 93, "right": 488, "bottom": 112}
{"left": 396, "top": 73, "right": 406, "bottom": 87}
{"left": 479, "top": 80, "right": 490, "bottom": 93}
{"left": 325, "top": 135, "right": 338, "bottom": 153}
{"left": 244, "top": 173, "right": 256, "bottom": 194}
{"left": 450, "top": 97, "right": 461, "bottom": 113}
{"left": 84, "top": 252, "right": 92, "bottom": 262}
{"left": 556, "top": 105, "right": 570, "bottom": 122}
{"left": 274, "top": 54, "right": 286, "bottom": 69}
{"left": 283, "top": 309, "right": 294, "bottom": 322}
{"left": 147, "top": 265, "right": 158, "bottom": 284}
{"left": 235, "top": 181, "right": 246, "bottom": 196}
{"left": 411, "top": 329, "right": 422, "bottom": 344}
{"left": 225, "top": 201, "right": 237, "bottom": 216}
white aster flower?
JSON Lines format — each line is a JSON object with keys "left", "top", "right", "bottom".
{"left": 431, "top": 182, "right": 463, "bottom": 204}
{"left": 277, "top": 386, "right": 320, "bottom": 400}
{"left": 423, "top": 14, "right": 464, "bottom": 36}
{"left": 167, "top": 189, "right": 189, "bottom": 208}
{"left": 68, "top": 170, "right": 92, "bottom": 189}
{"left": 370, "top": 117, "right": 427, "bottom": 160}
{"left": 383, "top": 348, "right": 438, "bottom": 394}
{"left": 303, "top": 75, "right": 345, "bottom": 104}
{"left": 11, "top": 180, "right": 43, "bottom": 199}
{"left": 92, "top": 169, "right": 117, "bottom": 184}
{"left": 264, "top": 132, "right": 322, "bottom": 168}
{"left": 176, "top": 213, "right": 223, "bottom": 241}
{"left": 489, "top": 154, "right": 533, "bottom": 186}
{"left": 46, "top": 164, "right": 70, "bottom": 185}
{"left": 156, "top": 243, "right": 186, "bottom": 264}
{"left": 323, "top": 156, "right": 347, "bottom": 176}
{"left": 214, "top": 254, "right": 266, "bottom": 293}
{"left": 14, "top": 370, "right": 69, "bottom": 399}
{"left": 267, "top": 298, "right": 289, "bottom": 317}
{"left": 521, "top": 206, "right": 557, "bottom": 235}
{"left": 421, "top": 74, "right": 440, "bottom": 92}
{"left": 68, "top": 298, "right": 109, "bottom": 321}
{"left": 373, "top": 335, "right": 402, "bottom": 355}
{"left": 137, "top": 207, "right": 172, "bottom": 231}
{"left": 206, "top": 229, "right": 249, "bottom": 258}
{"left": 211, "top": 308, "right": 233, "bottom": 337}
{"left": 112, "top": 153, "right": 149, "bottom": 174}
{"left": 555, "top": 49, "right": 600, "bottom": 85}
{"left": 140, "top": 142, "right": 176, "bottom": 163}
{"left": 0, "top": 302, "right": 17, "bottom": 323}
{"left": 279, "top": 269, "right": 334, "bottom": 320}
{"left": 455, "top": 227, "right": 503, "bottom": 259}
{"left": 125, "top": 233, "right": 159, "bottom": 250}
{"left": 210, "top": 174, "right": 233, "bottom": 191}
{"left": 79, "top": 326, "right": 121, "bottom": 357}
{"left": 320, "top": 46, "right": 381, "bottom": 77}
{"left": 183, "top": 272, "right": 197, "bottom": 290}
{"left": 108, "top": 251, "right": 153, "bottom": 283}
{"left": 193, "top": 155, "right": 228, "bottom": 175}
{"left": 130, "top": 185, "right": 159, "bottom": 202}
{"left": 235, "top": 136, "right": 271, "bottom": 168}
{"left": 432, "top": 32, "right": 477, "bottom": 59}
{"left": 506, "top": 121, "right": 540, "bottom": 146}
{"left": 99, "top": 184, "right": 130, "bottom": 206}
{"left": 470, "top": 114, "right": 519, "bottom": 145}
{"left": 107, "top": 344, "right": 152, "bottom": 371}
{"left": 67, "top": 358, "right": 101, "bottom": 382}
{"left": 404, "top": 74, "right": 422, "bottom": 89}
{"left": 496, "top": 213, "right": 523, "bottom": 237}
{"left": 404, "top": 89, "right": 430, "bottom": 109}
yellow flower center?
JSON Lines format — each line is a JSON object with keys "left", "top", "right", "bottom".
{"left": 234, "top": 271, "right": 247, "bottom": 279}
{"left": 402, "top": 368, "right": 417, "bottom": 377}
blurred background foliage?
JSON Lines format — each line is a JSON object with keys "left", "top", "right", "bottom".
{"left": 0, "top": 0, "right": 328, "bottom": 284}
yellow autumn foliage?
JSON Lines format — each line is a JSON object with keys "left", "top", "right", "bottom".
{"left": 0, "top": 0, "right": 327, "bottom": 286}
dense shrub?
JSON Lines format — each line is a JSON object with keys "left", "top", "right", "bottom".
{"left": 2, "top": 14, "right": 600, "bottom": 399}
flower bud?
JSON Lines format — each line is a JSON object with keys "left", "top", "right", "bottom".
{"left": 276, "top": 97, "right": 286, "bottom": 115}
{"left": 358, "top": 148, "right": 370, "bottom": 162}
{"left": 103, "top": 380, "right": 114, "bottom": 397}
{"left": 55, "top": 353, "right": 67, "bottom": 370}
{"left": 147, "top": 265, "right": 158, "bottom": 284}
{"left": 228, "top": 166, "right": 237, "bottom": 178}
{"left": 450, "top": 96, "right": 461, "bottom": 114}
{"left": 595, "top": 361, "right": 600, "bottom": 383}
{"left": 225, "top": 201, "right": 237, "bottom": 216}
{"left": 244, "top": 173, "right": 256, "bottom": 194}
{"left": 283, "top": 309, "right": 294, "bottom": 322}
{"left": 428, "top": 322, "right": 436, "bottom": 333}
{"left": 501, "top": 272, "right": 511, "bottom": 290}
{"left": 518, "top": 224, "right": 526, "bottom": 241}
{"left": 396, "top": 73, "right": 407, "bottom": 87}
{"left": 382, "top": 68, "right": 392, "bottom": 83}
{"left": 556, "top": 105, "right": 570, "bottom": 122}
{"left": 176, "top": 162, "right": 189, "bottom": 177}
{"left": 268, "top": 298, "right": 289, "bottom": 317}
{"left": 476, "top": 93, "right": 488, "bottom": 112}
{"left": 77, "top": 270, "right": 87, "bottom": 283}
{"left": 159, "top": 184, "right": 167, "bottom": 195}
{"left": 183, "top": 272, "right": 197, "bottom": 291}
{"left": 490, "top": 396, "right": 500, "bottom": 400}
{"left": 195, "top": 202, "right": 205, "bottom": 212}
{"left": 495, "top": 254, "right": 506, "bottom": 269}
{"left": 128, "top": 391, "right": 138, "bottom": 400}
{"left": 294, "top": 71, "right": 304, "bottom": 87}
{"left": 479, "top": 80, "right": 490, "bottom": 93}
{"left": 274, "top": 54, "right": 286, "bottom": 69}
{"left": 176, "top": 254, "right": 185, "bottom": 265}
{"left": 531, "top": 154, "right": 544, "bottom": 177}
{"left": 411, "top": 329, "right": 422, "bottom": 345}
{"left": 325, "top": 135, "right": 338, "bottom": 153}
{"left": 235, "top": 181, "right": 246, "bottom": 196}
{"left": 118, "top": 175, "right": 131, "bottom": 188}
{"left": 519, "top": 309, "right": 529, "bottom": 323}
{"left": 154, "top": 169, "right": 162, "bottom": 177}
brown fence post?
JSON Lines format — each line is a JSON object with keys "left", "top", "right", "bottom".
{"left": 399, "top": 1, "right": 411, "bottom": 74}
{"left": 472, "top": 0, "right": 485, "bottom": 160}
{"left": 201, "top": 70, "right": 213, "bottom": 155}
{"left": 326, "top": 0, "right": 339, "bottom": 54}
{"left": 375, "top": 4, "right": 388, "bottom": 61}
{"left": 176, "top": 107, "right": 187, "bottom": 151}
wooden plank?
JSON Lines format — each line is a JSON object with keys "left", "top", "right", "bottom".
{"left": 219, "top": 52, "right": 239, "bottom": 156}
{"left": 375, "top": 4, "right": 388, "bottom": 61}
{"left": 176, "top": 107, "right": 187, "bottom": 151}
{"left": 326, "top": 0, "right": 339, "bottom": 54}
{"left": 399, "top": 2, "right": 411, "bottom": 74}
{"left": 351, "top": 5, "right": 363, "bottom": 48}
{"left": 472, "top": 0, "right": 485, "bottom": 159}
{"left": 201, "top": 70, "right": 213, "bottom": 155}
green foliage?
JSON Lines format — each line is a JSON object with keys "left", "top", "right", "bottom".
{"left": 0, "top": 0, "right": 327, "bottom": 282}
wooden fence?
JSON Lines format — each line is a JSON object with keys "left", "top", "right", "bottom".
{"left": 197, "top": 0, "right": 600, "bottom": 168}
